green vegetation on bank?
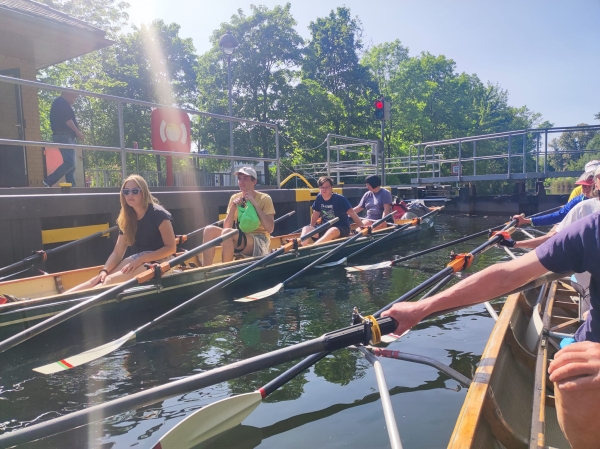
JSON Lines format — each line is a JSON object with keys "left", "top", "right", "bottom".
{"left": 36, "top": 1, "right": 599, "bottom": 185}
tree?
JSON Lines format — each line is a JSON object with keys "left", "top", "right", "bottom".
{"left": 197, "top": 3, "right": 304, "bottom": 184}
{"left": 302, "top": 7, "right": 377, "bottom": 137}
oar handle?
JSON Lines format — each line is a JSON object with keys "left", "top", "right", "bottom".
{"left": 274, "top": 211, "right": 296, "bottom": 224}
{"left": 176, "top": 219, "right": 225, "bottom": 243}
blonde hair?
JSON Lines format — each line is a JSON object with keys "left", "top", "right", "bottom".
{"left": 116, "top": 175, "right": 159, "bottom": 246}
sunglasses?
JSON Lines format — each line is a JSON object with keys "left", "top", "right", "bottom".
{"left": 122, "top": 188, "right": 141, "bottom": 196}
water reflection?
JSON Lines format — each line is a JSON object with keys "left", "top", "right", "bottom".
{"left": 0, "top": 215, "right": 510, "bottom": 448}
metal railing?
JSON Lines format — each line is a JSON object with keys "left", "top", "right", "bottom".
{"left": 408, "top": 125, "right": 600, "bottom": 184}
{"left": 0, "top": 74, "right": 280, "bottom": 187}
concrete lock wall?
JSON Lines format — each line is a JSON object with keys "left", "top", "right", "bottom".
{"left": 0, "top": 186, "right": 367, "bottom": 274}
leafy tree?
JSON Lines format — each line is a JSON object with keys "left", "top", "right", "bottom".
{"left": 197, "top": 3, "right": 304, "bottom": 184}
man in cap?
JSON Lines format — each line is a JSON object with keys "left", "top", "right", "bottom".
{"left": 202, "top": 166, "right": 275, "bottom": 266}
{"left": 512, "top": 169, "right": 595, "bottom": 228}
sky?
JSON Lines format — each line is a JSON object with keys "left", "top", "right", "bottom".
{"left": 125, "top": 0, "right": 599, "bottom": 130}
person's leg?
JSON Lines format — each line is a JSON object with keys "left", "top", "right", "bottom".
{"left": 555, "top": 384, "right": 600, "bottom": 448}
{"left": 238, "top": 233, "right": 255, "bottom": 256}
{"left": 60, "top": 147, "right": 77, "bottom": 186}
{"left": 221, "top": 232, "right": 236, "bottom": 263}
{"left": 44, "top": 137, "right": 76, "bottom": 186}
{"left": 314, "top": 227, "right": 341, "bottom": 244}
{"left": 101, "top": 256, "right": 148, "bottom": 286}
{"left": 300, "top": 225, "right": 316, "bottom": 246}
{"left": 202, "top": 225, "right": 225, "bottom": 266}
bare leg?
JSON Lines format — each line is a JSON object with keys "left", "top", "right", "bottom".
{"left": 202, "top": 225, "right": 224, "bottom": 266}
{"left": 555, "top": 383, "right": 600, "bottom": 448}
{"left": 101, "top": 257, "right": 148, "bottom": 286}
{"left": 221, "top": 234, "right": 235, "bottom": 263}
{"left": 238, "top": 234, "right": 255, "bottom": 256}
{"left": 300, "top": 225, "right": 315, "bottom": 247}
{"left": 314, "top": 227, "right": 341, "bottom": 244}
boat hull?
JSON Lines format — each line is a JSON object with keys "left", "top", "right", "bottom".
{"left": 0, "top": 212, "right": 438, "bottom": 341}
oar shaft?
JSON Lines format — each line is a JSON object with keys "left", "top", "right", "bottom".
{"left": 134, "top": 220, "right": 333, "bottom": 335}
{"left": 0, "top": 316, "right": 398, "bottom": 447}
{"left": 262, "top": 351, "right": 329, "bottom": 397}
{"left": 0, "top": 231, "right": 238, "bottom": 354}
{"left": 284, "top": 213, "right": 394, "bottom": 285}
{"left": 45, "top": 226, "right": 119, "bottom": 256}
{"left": 184, "top": 219, "right": 224, "bottom": 239}
{"left": 345, "top": 223, "right": 411, "bottom": 261}
{"left": 0, "top": 226, "right": 119, "bottom": 276}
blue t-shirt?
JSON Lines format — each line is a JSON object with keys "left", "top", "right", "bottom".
{"left": 535, "top": 212, "right": 600, "bottom": 342}
{"left": 358, "top": 188, "right": 393, "bottom": 220}
{"left": 531, "top": 194, "right": 587, "bottom": 226}
{"left": 312, "top": 193, "right": 352, "bottom": 229}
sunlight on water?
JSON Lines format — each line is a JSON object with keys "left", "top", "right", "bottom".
{"left": 0, "top": 215, "right": 529, "bottom": 448}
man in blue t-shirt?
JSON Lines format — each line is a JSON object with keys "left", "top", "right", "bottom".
{"left": 353, "top": 175, "right": 393, "bottom": 229}
{"left": 382, "top": 213, "right": 600, "bottom": 449}
{"left": 301, "top": 176, "right": 364, "bottom": 246}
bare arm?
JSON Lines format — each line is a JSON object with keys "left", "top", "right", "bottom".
{"left": 310, "top": 210, "right": 320, "bottom": 227}
{"left": 383, "top": 203, "right": 392, "bottom": 216}
{"left": 382, "top": 250, "right": 549, "bottom": 335}
{"left": 66, "top": 119, "right": 84, "bottom": 141}
{"left": 353, "top": 205, "right": 364, "bottom": 215}
{"left": 347, "top": 208, "right": 364, "bottom": 227}
{"left": 120, "top": 220, "right": 177, "bottom": 274}
{"left": 514, "top": 231, "right": 556, "bottom": 249}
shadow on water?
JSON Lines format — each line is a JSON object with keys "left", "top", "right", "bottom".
{"left": 0, "top": 215, "right": 512, "bottom": 448}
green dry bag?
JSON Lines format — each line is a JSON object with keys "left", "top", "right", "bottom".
{"left": 237, "top": 201, "right": 261, "bottom": 233}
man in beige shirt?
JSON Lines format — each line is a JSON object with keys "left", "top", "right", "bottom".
{"left": 202, "top": 167, "right": 275, "bottom": 266}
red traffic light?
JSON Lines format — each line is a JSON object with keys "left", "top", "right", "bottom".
{"left": 374, "top": 100, "right": 384, "bottom": 109}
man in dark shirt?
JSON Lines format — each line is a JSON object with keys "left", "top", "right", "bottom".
{"left": 43, "top": 92, "right": 84, "bottom": 187}
{"left": 382, "top": 213, "right": 600, "bottom": 448}
{"left": 301, "top": 176, "right": 363, "bottom": 245}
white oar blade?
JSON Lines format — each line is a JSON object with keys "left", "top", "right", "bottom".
{"left": 154, "top": 391, "right": 262, "bottom": 449}
{"left": 380, "top": 330, "right": 408, "bottom": 344}
{"left": 315, "top": 257, "right": 347, "bottom": 268}
{"left": 235, "top": 283, "right": 284, "bottom": 302}
{"left": 33, "top": 331, "right": 136, "bottom": 374}
{"left": 345, "top": 261, "right": 393, "bottom": 272}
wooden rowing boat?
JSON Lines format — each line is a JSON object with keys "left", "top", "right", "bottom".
{"left": 449, "top": 277, "right": 581, "bottom": 448}
{"left": 0, "top": 210, "right": 440, "bottom": 340}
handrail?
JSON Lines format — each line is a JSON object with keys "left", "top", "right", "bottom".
{"left": 279, "top": 173, "right": 313, "bottom": 188}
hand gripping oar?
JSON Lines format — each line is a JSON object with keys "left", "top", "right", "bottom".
{"left": 318, "top": 207, "right": 442, "bottom": 268}
{"left": 235, "top": 212, "right": 396, "bottom": 302}
{"left": 0, "top": 223, "right": 518, "bottom": 447}
{"left": 0, "top": 225, "right": 119, "bottom": 277}
{"left": 174, "top": 219, "right": 224, "bottom": 245}
{"left": 346, "top": 208, "right": 559, "bottom": 272}
{"left": 0, "top": 230, "right": 239, "bottom": 355}
{"left": 32, "top": 218, "right": 335, "bottom": 374}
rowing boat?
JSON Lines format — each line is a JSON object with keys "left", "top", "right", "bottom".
{"left": 0, "top": 209, "right": 440, "bottom": 341}
{"left": 448, "top": 276, "right": 580, "bottom": 448}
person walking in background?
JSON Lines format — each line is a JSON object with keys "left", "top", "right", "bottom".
{"left": 43, "top": 92, "right": 84, "bottom": 187}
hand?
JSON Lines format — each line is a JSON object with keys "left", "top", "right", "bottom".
{"left": 381, "top": 301, "right": 427, "bottom": 336}
{"left": 244, "top": 191, "right": 258, "bottom": 207}
{"left": 232, "top": 196, "right": 246, "bottom": 207}
{"left": 511, "top": 215, "right": 530, "bottom": 227}
{"left": 497, "top": 236, "right": 516, "bottom": 248}
{"left": 76, "top": 131, "right": 85, "bottom": 142}
{"left": 548, "top": 341, "right": 600, "bottom": 391}
{"left": 91, "top": 271, "right": 107, "bottom": 286}
{"left": 120, "top": 257, "right": 144, "bottom": 274}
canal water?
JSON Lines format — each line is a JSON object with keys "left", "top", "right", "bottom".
{"left": 1, "top": 214, "right": 524, "bottom": 449}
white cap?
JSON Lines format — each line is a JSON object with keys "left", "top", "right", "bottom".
{"left": 594, "top": 166, "right": 600, "bottom": 178}
{"left": 234, "top": 166, "right": 257, "bottom": 179}
{"left": 585, "top": 160, "right": 599, "bottom": 173}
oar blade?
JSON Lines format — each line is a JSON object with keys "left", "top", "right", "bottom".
{"left": 314, "top": 257, "right": 347, "bottom": 268}
{"left": 234, "top": 283, "right": 284, "bottom": 302}
{"left": 345, "top": 261, "right": 393, "bottom": 272}
{"left": 154, "top": 391, "right": 262, "bottom": 449}
{"left": 32, "top": 331, "right": 136, "bottom": 374}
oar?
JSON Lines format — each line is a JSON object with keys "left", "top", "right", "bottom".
{"left": 345, "top": 207, "right": 560, "bottom": 272}
{"left": 32, "top": 218, "right": 336, "bottom": 374}
{"left": 174, "top": 219, "right": 224, "bottom": 245}
{"left": 0, "top": 230, "right": 239, "bottom": 355}
{"left": 0, "top": 225, "right": 119, "bottom": 277}
{"left": 0, "top": 220, "right": 514, "bottom": 447}
{"left": 317, "top": 207, "right": 441, "bottom": 268}
{"left": 154, "top": 352, "right": 330, "bottom": 449}
{"left": 235, "top": 212, "right": 396, "bottom": 302}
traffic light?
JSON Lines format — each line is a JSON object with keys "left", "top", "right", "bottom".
{"left": 374, "top": 98, "right": 384, "bottom": 120}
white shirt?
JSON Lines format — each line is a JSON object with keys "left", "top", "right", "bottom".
{"left": 556, "top": 198, "right": 600, "bottom": 232}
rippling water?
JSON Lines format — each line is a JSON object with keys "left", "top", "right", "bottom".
{"left": 0, "top": 214, "right": 524, "bottom": 449}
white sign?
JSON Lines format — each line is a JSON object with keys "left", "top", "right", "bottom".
{"left": 451, "top": 163, "right": 462, "bottom": 175}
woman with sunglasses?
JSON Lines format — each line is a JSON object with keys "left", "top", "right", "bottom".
{"left": 68, "top": 175, "right": 176, "bottom": 292}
